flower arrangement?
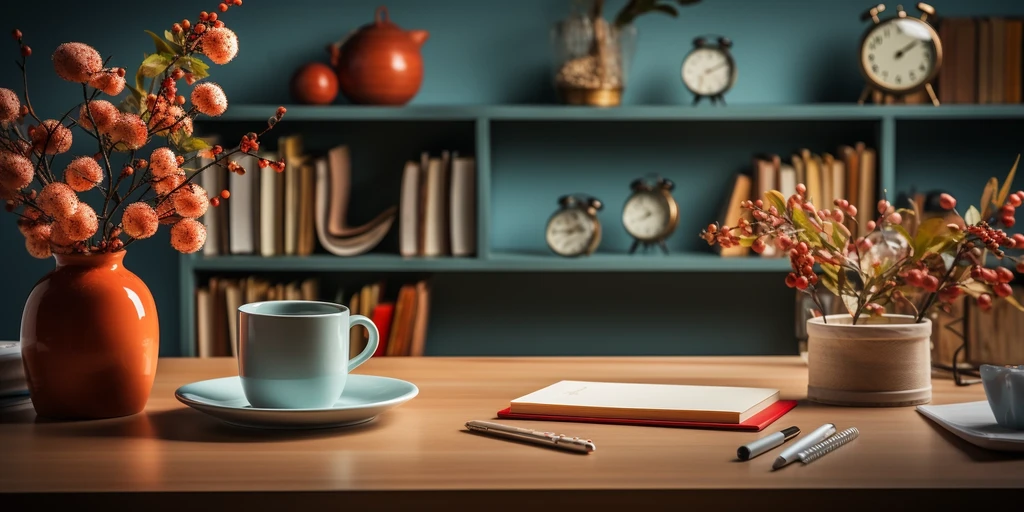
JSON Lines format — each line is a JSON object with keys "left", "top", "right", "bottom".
{"left": 1, "top": 0, "right": 285, "bottom": 258}
{"left": 700, "top": 157, "right": 1024, "bottom": 324}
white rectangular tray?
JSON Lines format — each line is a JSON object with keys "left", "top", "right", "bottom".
{"left": 917, "top": 401, "right": 1024, "bottom": 452}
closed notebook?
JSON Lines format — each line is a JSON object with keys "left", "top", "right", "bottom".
{"left": 507, "top": 380, "right": 780, "bottom": 424}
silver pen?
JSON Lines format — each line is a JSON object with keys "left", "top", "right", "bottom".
{"left": 737, "top": 426, "right": 800, "bottom": 461}
{"left": 465, "top": 420, "right": 596, "bottom": 453}
{"left": 772, "top": 423, "right": 836, "bottom": 469}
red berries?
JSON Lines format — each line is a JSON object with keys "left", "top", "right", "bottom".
{"left": 1002, "top": 216, "right": 1016, "bottom": 228}
{"left": 219, "top": 3, "right": 229, "bottom": 12}
{"left": 796, "top": 183, "right": 807, "bottom": 195}
{"left": 996, "top": 267, "right": 1015, "bottom": 284}
{"left": 20, "top": 45, "right": 31, "bottom": 57}
{"left": 994, "top": 283, "right": 1013, "bottom": 298}
{"left": 978, "top": 293, "right": 993, "bottom": 310}
{"left": 12, "top": 29, "right": 22, "bottom": 40}
{"left": 938, "top": 286, "right": 961, "bottom": 303}
{"left": 1010, "top": 194, "right": 1023, "bottom": 208}
{"left": 751, "top": 237, "right": 767, "bottom": 254}
{"left": 794, "top": 276, "right": 809, "bottom": 290}
{"left": 219, "top": 189, "right": 230, "bottom": 199}
{"left": 210, "top": 197, "right": 220, "bottom": 207}
{"left": 172, "top": 23, "right": 183, "bottom": 33}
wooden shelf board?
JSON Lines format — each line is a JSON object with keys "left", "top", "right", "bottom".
{"left": 209, "top": 104, "right": 1024, "bottom": 122}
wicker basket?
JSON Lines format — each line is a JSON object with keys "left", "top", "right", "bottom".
{"left": 806, "top": 314, "right": 932, "bottom": 407}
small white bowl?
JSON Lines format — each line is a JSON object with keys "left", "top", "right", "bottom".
{"left": 980, "top": 364, "right": 1024, "bottom": 430}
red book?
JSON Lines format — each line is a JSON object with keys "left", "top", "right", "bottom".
{"left": 370, "top": 303, "right": 394, "bottom": 357}
{"left": 497, "top": 400, "right": 798, "bottom": 432}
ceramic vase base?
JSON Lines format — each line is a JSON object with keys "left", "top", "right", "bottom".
{"left": 807, "top": 385, "right": 932, "bottom": 407}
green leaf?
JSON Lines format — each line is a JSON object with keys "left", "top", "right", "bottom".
{"left": 186, "top": 56, "right": 211, "bottom": 79}
{"left": 831, "top": 221, "right": 846, "bottom": 247}
{"left": 892, "top": 224, "right": 913, "bottom": 245}
{"left": 818, "top": 263, "right": 840, "bottom": 296}
{"left": 1003, "top": 293, "right": 1024, "bottom": 313}
{"left": 140, "top": 53, "right": 174, "bottom": 77}
{"left": 913, "top": 217, "right": 950, "bottom": 259}
{"left": 964, "top": 205, "right": 981, "bottom": 226}
{"left": 980, "top": 177, "right": 999, "bottom": 220}
{"left": 765, "top": 190, "right": 787, "bottom": 214}
{"left": 996, "top": 154, "right": 1020, "bottom": 207}
{"left": 146, "top": 29, "right": 180, "bottom": 57}
{"left": 791, "top": 208, "right": 818, "bottom": 240}
{"left": 738, "top": 236, "right": 757, "bottom": 248}
{"left": 176, "top": 136, "right": 212, "bottom": 153}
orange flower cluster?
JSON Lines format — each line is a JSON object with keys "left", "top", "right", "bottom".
{"left": 2, "top": 2, "right": 286, "bottom": 258}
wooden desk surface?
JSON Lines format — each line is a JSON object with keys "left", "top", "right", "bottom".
{"left": 2, "top": 357, "right": 1022, "bottom": 510}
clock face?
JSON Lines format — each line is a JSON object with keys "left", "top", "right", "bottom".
{"left": 622, "top": 191, "right": 674, "bottom": 241}
{"left": 546, "top": 208, "right": 597, "bottom": 256}
{"left": 860, "top": 18, "right": 939, "bottom": 92}
{"left": 681, "top": 48, "right": 735, "bottom": 96}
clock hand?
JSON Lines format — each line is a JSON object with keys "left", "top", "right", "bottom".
{"left": 704, "top": 62, "right": 728, "bottom": 74}
{"left": 894, "top": 40, "right": 919, "bottom": 60}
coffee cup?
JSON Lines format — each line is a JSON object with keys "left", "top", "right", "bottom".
{"left": 237, "top": 300, "right": 378, "bottom": 409}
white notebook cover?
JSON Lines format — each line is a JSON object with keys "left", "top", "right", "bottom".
{"left": 511, "top": 380, "right": 779, "bottom": 424}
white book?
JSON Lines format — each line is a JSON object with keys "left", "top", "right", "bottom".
{"left": 228, "top": 154, "right": 254, "bottom": 254}
{"left": 422, "top": 157, "right": 449, "bottom": 257}
{"left": 510, "top": 380, "right": 780, "bottom": 424}
{"left": 200, "top": 154, "right": 219, "bottom": 256}
{"left": 778, "top": 163, "right": 797, "bottom": 200}
{"left": 399, "top": 161, "right": 420, "bottom": 257}
{"left": 831, "top": 159, "right": 845, "bottom": 208}
{"left": 284, "top": 154, "right": 301, "bottom": 256}
{"left": 258, "top": 151, "right": 277, "bottom": 257}
{"left": 449, "top": 156, "right": 477, "bottom": 257}
{"left": 0, "top": 341, "right": 26, "bottom": 396}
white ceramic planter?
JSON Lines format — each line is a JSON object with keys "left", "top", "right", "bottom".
{"left": 806, "top": 314, "right": 932, "bottom": 407}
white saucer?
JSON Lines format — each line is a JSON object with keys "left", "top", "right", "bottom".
{"left": 175, "top": 374, "right": 418, "bottom": 430}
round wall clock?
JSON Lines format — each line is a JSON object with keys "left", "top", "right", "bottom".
{"left": 545, "top": 194, "right": 603, "bottom": 257}
{"left": 857, "top": 2, "right": 942, "bottom": 105}
{"left": 681, "top": 36, "right": 736, "bottom": 106}
{"left": 622, "top": 175, "right": 678, "bottom": 254}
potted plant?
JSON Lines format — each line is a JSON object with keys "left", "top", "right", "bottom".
{"left": 1, "top": 1, "right": 286, "bottom": 419}
{"left": 701, "top": 156, "right": 1023, "bottom": 407}
{"left": 552, "top": 0, "right": 700, "bottom": 107}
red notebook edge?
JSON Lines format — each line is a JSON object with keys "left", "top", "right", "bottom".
{"left": 496, "top": 400, "right": 798, "bottom": 432}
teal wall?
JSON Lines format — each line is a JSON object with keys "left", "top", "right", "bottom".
{"left": 2, "top": 0, "right": 1023, "bottom": 355}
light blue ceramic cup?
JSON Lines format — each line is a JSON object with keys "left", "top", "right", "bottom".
{"left": 238, "top": 301, "right": 379, "bottom": 409}
{"left": 980, "top": 364, "right": 1024, "bottom": 430}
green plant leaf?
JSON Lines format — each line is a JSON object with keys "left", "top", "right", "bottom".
{"left": 765, "top": 190, "right": 787, "bottom": 214}
{"left": 738, "top": 236, "right": 757, "bottom": 248}
{"left": 980, "top": 177, "right": 999, "bottom": 220}
{"left": 140, "top": 53, "right": 174, "bottom": 77}
{"left": 831, "top": 221, "right": 846, "bottom": 247}
{"left": 791, "top": 208, "right": 818, "bottom": 240}
{"left": 186, "top": 56, "right": 211, "bottom": 80}
{"left": 892, "top": 223, "right": 913, "bottom": 246}
{"left": 912, "top": 217, "right": 950, "bottom": 259}
{"left": 1003, "top": 293, "right": 1024, "bottom": 313}
{"left": 176, "top": 136, "right": 212, "bottom": 153}
{"left": 818, "top": 263, "right": 840, "bottom": 296}
{"left": 964, "top": 205, "right": 981, "bottom": 226}
{"left": 146, "top": 29, "right": 180, "bottom": 57}
{"left": 996, "top": 154, "right": 1020, "bottom": 207}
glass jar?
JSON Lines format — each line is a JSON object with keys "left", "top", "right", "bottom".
{"left": 552, "top": 14, "right": 637, "bottom": 107}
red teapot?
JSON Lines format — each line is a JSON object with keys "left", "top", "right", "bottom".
{"left": 329, "top": 6, "right": 429, "bottom": 106}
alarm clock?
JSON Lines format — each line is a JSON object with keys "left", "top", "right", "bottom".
{"left": 681, "top": 36, "right": 737, "bottom": 106}
{"left": 622, "top": 175, "right": 678, "bottom": 254}
{"left": 545, "top": 194, "right": 603, "bottom": 257}
{"left": 857, "top": 3, "right": 942, "bottom": 105}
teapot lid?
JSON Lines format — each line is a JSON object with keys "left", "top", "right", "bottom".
{"left": 366, "top": 6, "right": 400, "bottom": 30}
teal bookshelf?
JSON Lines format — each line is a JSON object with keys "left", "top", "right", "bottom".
{"left": 180, "top": 103, "right": 1024, "bottom": 357}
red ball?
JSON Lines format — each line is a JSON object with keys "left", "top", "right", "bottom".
{"left": 290, "top": 63, "right": 338, "bottom": 105}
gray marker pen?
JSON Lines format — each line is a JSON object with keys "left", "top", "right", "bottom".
{"left": 737, "top": 426, "right": 800, "bottom": 461}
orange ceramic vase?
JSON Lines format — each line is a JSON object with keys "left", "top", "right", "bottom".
{"left": 20, "top": 251, "right": 159, "bottom": 419}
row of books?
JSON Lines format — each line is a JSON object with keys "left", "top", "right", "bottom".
{"left": 399, "top": 151, "right": 478, "bottom": 257}
{"left": 938, "top": 17, "right": 1023, "bottom": 104}
{"left": 347, "top": 279, "right": 432, "bottom": 359}
{"left": 716, "top": 142, "right": 877, "bottom": 257}
{"left": 193, "top": 276, "right": 432, "bottom": 358}
{"left": 195, "top": 276, "right": 319, "bottom": 357}
{"left": 201, "top": 134, "right": 479, "bottom": 259}
{"left": 200, "top": 135, "right": 316, "bottom": 257}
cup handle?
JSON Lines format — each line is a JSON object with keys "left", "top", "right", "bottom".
{"left": 348, "top": 314, "right": 379, "bottom": 373}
